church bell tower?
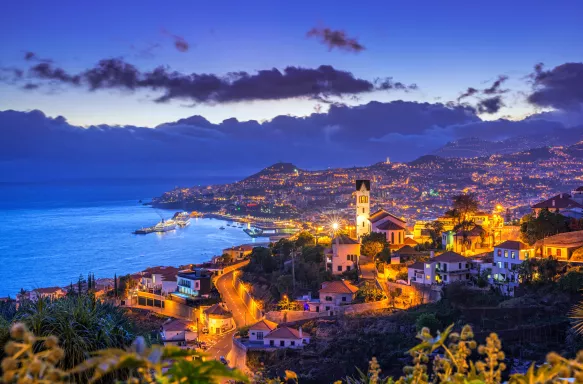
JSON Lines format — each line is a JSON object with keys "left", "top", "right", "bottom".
{"left": 355, "top": 180, "right": 371, "bottom": 239}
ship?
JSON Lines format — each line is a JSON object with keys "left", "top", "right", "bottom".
{"left": 173, "top": 212, "right": 191, "bottom": 227}
{"left": 133, "top": 227, "right": 155, "bottom": 235}
{"left": 154, "top": 219, "right": 177, "bottom": 232}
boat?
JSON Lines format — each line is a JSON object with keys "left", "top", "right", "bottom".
{"left": 243, "top": 227, "right": 265, "bottom": 238}
{"left": 173, "top": 212, "right": 191, "bottom": 227}
{"left": 219, "top": 226, "right": 225, "bottom": 230}
{"left": 154, "top": 219, "right": 177, "bottom": 232}
{"left": 133, "top": 227, "right": 155, "bottom": 235}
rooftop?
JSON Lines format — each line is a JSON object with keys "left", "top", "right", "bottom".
{"left": 265, "top": 326, "right": 308, "bottom": 340}
{"left": 432, "top": 251, "right": 467, "bottom": 263}
{"left": 332, "top": 234, "right": 360, "bottom": 245}
{"left": 495, "top": 240, "right": 532, "bottom": 251}
{"left": 369, "top": 209, "right": 406, "bottom": 224}
{"left": 249, "top": 319, "right": 278, "bottom": 332}
{"left": 376, "top": 220, "right": 406, "bottom": 231}
{"left": 535, "top": 230, "right": 583, "bottom": 248}
{"left": 320, "top": 280, "right": 358, "bottom": 294}
{"left": 163, "top": 319, "right": 191, "bottom": 332}
{"left": 204, "top": 303, "right": 233, "bottom": 318}
{"left": 531, "top": 194, "right": 583, "bottom": 209}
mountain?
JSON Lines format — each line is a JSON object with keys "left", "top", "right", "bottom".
{"left": 242, "top": 162, "right": 300, "bottom": 181}
{"left": 432, "top": 126, "right": 583, "bottom": 159}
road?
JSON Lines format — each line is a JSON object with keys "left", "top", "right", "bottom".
{"left": 206, "top": 270, "right": 258, "bottom": 374}
{"left": 359, "top": 255, "right": 376, "bottom": 280}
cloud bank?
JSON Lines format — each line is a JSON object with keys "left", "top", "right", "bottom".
{"left": 1, "top": 100, "right": 579, "bottom": 182}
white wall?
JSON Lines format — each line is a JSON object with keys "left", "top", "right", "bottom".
{"left": 331, "top": 243, "right": 360, "bottom": 275}
{"left": 263, "top": 337, "right": 309, "bottom": 348}
{"left": 319, "top": 291, "right": 354, "bottom": 306}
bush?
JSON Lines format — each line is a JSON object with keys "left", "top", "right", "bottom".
{"left": 559, "top": 271, "right": 583, "bottom": 293}
{"left": 415, "top": 313, "right": 442, "bottom": 334}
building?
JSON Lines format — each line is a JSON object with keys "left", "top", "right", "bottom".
{"left": 140, "top": 266, "right": 179, "bottom": 295}
{"left": 535, "top": 230, "right": 583, "bottom": 260}
{"left": 531, "top": 193, "right": 583, "bottom": 216}
{"left": 28, "top": 287, "right": 66, "bottom": 301}
{"left": 263, "top": 326, "right": 310, "bottom": 348}
{"left": 201, "top": 303, "right": 234, "bottom": 334}
{"left": 222, "top": 244, "right": 254, "bottom": 261}
{"left": 316, "top": 280, "right": 359, "bottom": 312}
{"left": 176, "top": 270, "right": 212, "bottom": 298}
{"left": 328, "top": 234, "right": 360, "bottom": 275}
{"left": 369, "top": 209, "right": 407, "bottom": 247}
{"left": 355, "top": 180, "right": 371, "bottom": 238}
{"left": 490, "top": 240, "right": 534, "bottom": 296}
{"left": 248, "top": 319, "right": 278, "bottom": 343}
{"left": 160, "top": 319, "right": 196, "bottom": 346}
{"left": 391, "top": 245, "right": 423, "bottom": 264}
{"left": 408, "top": 251, "right": 471, "bottom": 285}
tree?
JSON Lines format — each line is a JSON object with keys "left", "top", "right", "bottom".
{"left": 114, "top": 273, "right": 118, "bottom": 298}
{"left": 425, "top": 220, "right": 445, "bottom": 248}
{"left": 221, "top": 253, "right": 233, "bottom": 265}
{"left": 356, "top": 282, "right": 387, "bottom": 303}
{"left": 361, "top": 241, "right": 384, "bottom": 258}
{"left": 295, "top": 231, "right": 315, "bottom": 247}
{"left": 77, "top": 274, "right": 85, "bottom": 296}
{"left": 520, "top": 209, "right": 570, "bottom": 245}
{"left": 453, "top": 219, "right": 475, "bottom": 252}
{"left": 452, "top": 192, "right": 479, "bottom": 222}
{"left": 361, "top": 232, "right": 388, "bottom": 245}
{"left": 276, "top": 295, "right": 300, "bottom": 311}
{"left": 415, "top": 312, "right": 442, "bottom": 334}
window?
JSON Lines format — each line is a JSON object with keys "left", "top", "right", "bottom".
{"left": 511, "top": 251, "right": 516, "bottom": 259}
{"left": 337, "top": 266, "right": 342, "bottom": 272}
{"left": 497, "top": 249, "right": 502, "bottom": 257}
{"left": 557, "top": 249, "right": 562, "bottom": 257}
{"left": 525, "top": 252, "right": 529, "bottom": 259}
{"left": 391, "top": 232, "right": 395, "bottom": 243}
{"left": 426, "top": 275, "right": 430, "bottom": 280}
{"left": 291, "top": 341, "right": 295, "bottom": 346}
{"left": 342, "top": 296, "right": 347, "bottom": 302}
{"left": 362, "top": 208, "right": 365, "bottom": 213}
{"left": 257, "top": 331, "right": 264, "bottom": 340}
{"left": 458, "top": 263, "right": 462, "bottom": 269}
{"left": 359, "top": 196, "right": 368, "bottom": 204}
{"left": 425, "top": 263, "right": 431, "bottom": 268}
{"left": 498, "top": 262, "right": 502, "bottom": 268}
{"left": 325, "top": 306, "right": 330, "bottom": 311}
{"left": 399, "top": 232, "right": 402, "bottom": 244}
{"left": 362, "top": 222, "right": 365, "bottom": 227}
{"left": 270, "top": 340, "right": 274, "bottom": 346}
{"left": 547, "top": 247, "right": 551, "bottom": 256}
{"left": 280, "top": 340, "right": 285, "bottom": 347}
{"left": 504, "top": 250, "right": 508, "bottom": 258}
{"left": 504, "top": 262, "right": 508, "bottom": 269}
{"left": 346, "top": 266, "right": 351, "bottom": 271}
{"left": 443, "top": 275, "right": 448, "bottom": 281}
{"left": 325, "top": 296, "right": 332, "bottom": 301}
{"left": 347, "top": 255, "right": 350, "bottom": 261}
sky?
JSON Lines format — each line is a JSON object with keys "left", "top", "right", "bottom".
{"left": 1, "top": 0, "right": 582, "bottom": 127}
{"left": 0, "top": 0, "right": 582, "bottom": 181}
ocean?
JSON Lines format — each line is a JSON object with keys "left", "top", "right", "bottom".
{"left": 0, "top": 178, "right": 254, "bottom": 297}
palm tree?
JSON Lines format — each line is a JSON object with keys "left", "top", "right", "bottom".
{"left": 452, "top": 193, "right": 479, "bottom": 222}
{"left": 425, "top": 221, "right": 445, "bottom": 248}
{"left": 453, "top": 220, "right": 475, "bottom": 253}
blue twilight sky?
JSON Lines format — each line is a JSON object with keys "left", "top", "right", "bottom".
{"left": 0, "top": 0, "right": 582, "bottom": 127}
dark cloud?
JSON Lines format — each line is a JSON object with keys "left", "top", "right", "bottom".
{"left": 12, "top": 58, "right": 416, "bottom": 104}
{"left": 457, "top": 87, "right": 479, "bottom": 102}
{"left": 483, "top": 75, "right": 509, "bottom": 95}
{"left": 23, "top": 51, "right": 53, "bottom": 63}
{"left": 161, "top": 29, "right": 189, "bottom": 52}
{"left": 22, "top": 83, "right": 40, "bottom": 90}
{"left": 307, "top": 27, "right": 365, "bottom": 53}
{"left": 476, "top": 96, "right": 504, "bottom": 114}
{"left": 528, "top": 62, "right": 583, "bottom": 110}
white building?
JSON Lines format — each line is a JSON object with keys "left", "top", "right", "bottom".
{"left": 328, "top": 234, "right": 360, "bottom": 275}
{"left": 408, "top": 251, "right": 471, "bottom": 285}
{"left": 315, "top": 280, "right": 359, "bottom": 312}
{"left": 369, "top": 209, "right": 407, "bottom": 248}
{"left": 160, "top": 319, "right": 196, "bottom": 346}
{"left": 140, "top": 266, "right": 179, "bottom": 295}
{"left": 201, "top": 303, "right": 235, "bottom": 334}
{"left": 248, "top": 319, "right": 278, "bottom": 343}
{"left": 355, "top": 180, "right": 371, "bottom": 238}
{"left": 263, "top": 326, "right": 310, "bottom": 349}
{"left": 490, "top": 240, "right": 534, "bottom": 296}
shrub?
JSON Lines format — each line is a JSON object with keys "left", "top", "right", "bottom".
{"left": 415, "top": 313, "right": 442, "bottom": 334}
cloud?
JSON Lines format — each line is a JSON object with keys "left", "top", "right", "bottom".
{"left": 528, "top": 62, "right": 583, "bottom": 110}
{"left": 23, "top": 51, "right": 53, "bottom": 63}
{"left": 161, "top": 29, "right": 189, "bottom": 52}
{"left": 483, "top": 75, "right": 509, "bottom": 95}
{"left": 11, "top": 58, "right": 416, "bottom": 104}
{"left": 457, "top": 87, "right": 479, "bottom": 102}
{"left": 307, "top": 27, "right": 365, "bottom": 53}
{"left": 476, "top": 96, "right": 504, "bottom": 114}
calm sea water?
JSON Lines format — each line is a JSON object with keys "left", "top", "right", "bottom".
{"left": 0, "top": 178, "right": 254, "bottom": 297}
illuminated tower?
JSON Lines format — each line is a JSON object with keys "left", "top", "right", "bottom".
{"left": 355, "top": 180, "right": 371, "bottom": 239}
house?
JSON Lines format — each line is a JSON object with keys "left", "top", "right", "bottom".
{"left": 531, "top": 193, "right": 583, "bottom": 216}
{"left": 29, "top": 287, "right": 66, "bottom": 301}
{"left": 315, "top": 280, "right": 359, "bottom": 312}
{"left": 160, "top": 319, "right": 196, "bottom": 346}
{"left": 176, "top": 269, "right": 212, "bottom": 298}
{"left": 201, "top": 303, "right": 234, "bottom": 334}
{"left": 391, "top": 245, "right": 423, "bottom": 264}
{"left": 222, "top": 244, "right": 254, "bottom": 261}
{"left": 535, "top": 230, "right": 583, "bottom": 260}
{"left": 408, "top": 252, "right": 471, "bottom": 285}
{"left": 263, "top": 326, "right": 310, "bottom": 349}
{"left": 248, "top": 319, "right": 278, "bottom": 343}
{"left": 490, "top": 240, "right": 534, "bottom": 296}
{"left": 369, "top": 209, "right": 407, "bottom": 247}
{"left": 453, "top": 225, "right": 488, "bottom": 254}
{"left": 140, "top": 266, "right": 179, "bottom": 295}
{"left": 328, "top": 234, "right": 360, "bottom": 275}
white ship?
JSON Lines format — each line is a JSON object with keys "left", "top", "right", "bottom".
{"left": 174, "top": 212, "right": 191, "bottom": 227}
{"left": 154, "top": 219, "right": 177, "bottom": 232}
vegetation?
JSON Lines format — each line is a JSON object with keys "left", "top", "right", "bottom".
{"left": 415, "top": 313, "right": 442, "bottom": 334}
{"left": 1, "top": 322, "right": 246, "bottom": 383}
{"left": 520, "top": 209, "right": 570, "bottom": 245}
{"left": 356, "top": 282, "right": 387, "bottom": 303}
{"left": 424, "top": 221, "right": 444, "bottom": 249}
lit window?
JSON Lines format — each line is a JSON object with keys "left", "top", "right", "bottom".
{"left": 497, "top": 249, "right": 502, "bottom": 257}
{"left": 511, "top": 251, "right": 515, "bottom": 259}
{"left": 425, "top": 263, "right": 431, "bottom": 268}
{"left": 557, "top": 249, "right": 562, "bottom": 257}
{"left": 426, "top": 275, "right": 430, "bottom": 280}
{"left": 504, "top": 250, "right": 508, "bottom": 258}
{"left": 525, "top": 252, "right": 529, "bottom": 259}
